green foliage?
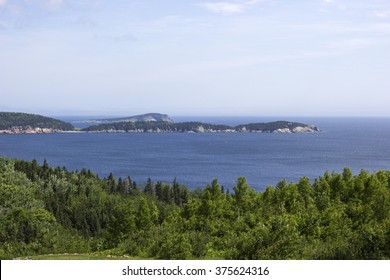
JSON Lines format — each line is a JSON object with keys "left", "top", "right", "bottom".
{"left": 1, "top": 156, "right": 390, "bottom": 260}
{"left": 104, "top": 198, "right": 136, "bottom": 248}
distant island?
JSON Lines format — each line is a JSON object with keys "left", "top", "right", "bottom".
{"left": 82, "top": 120, "right": 319, "bottom": 133}
{"left": 72, "top": 113, "right": 174, "bottom": 125}
{"left": 0, "top": 112, "right": 319, "bottom": 134}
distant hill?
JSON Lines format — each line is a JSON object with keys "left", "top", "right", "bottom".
{"left": 73, "top": 113, "right": 174, "bottom": 126}
{"left": 82, "top": 120, "right": 319, "bottom": 133}
{"left": 0, "top": 112, "right": 75, "bottom": 133}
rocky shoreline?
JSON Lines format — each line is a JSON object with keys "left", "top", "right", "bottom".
{"left": 0, "top": 125, "right": 320, "bottom": 134}
{"left": 85, "top": 125, "right": 320, "bottom": 134}
{"left": 0, "top": 126, "right": 68, "bottom": 134}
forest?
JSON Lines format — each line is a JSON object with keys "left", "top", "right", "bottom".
{"left": 0, "top": 156, "right": 389, "bottom": 259}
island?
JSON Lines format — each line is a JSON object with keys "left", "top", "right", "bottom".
{"left": 0, "top": 112, "right": 75, "bottom": 134}
{"left": 0, "top": 112, "right": 320, "bottom": 134}
{"left": 82, "top": 120, "right": 320, "bottom": 133}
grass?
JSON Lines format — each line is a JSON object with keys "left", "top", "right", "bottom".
{"left": 16, "top": 253, "right": 138, "bottom": 260}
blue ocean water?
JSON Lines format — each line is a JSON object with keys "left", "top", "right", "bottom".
{"left": 0, "top": 117, "right": 389, "bottom": 191}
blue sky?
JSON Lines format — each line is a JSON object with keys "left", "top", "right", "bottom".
{"left": 1, "top": 0, "right": 390, "bottom": 117}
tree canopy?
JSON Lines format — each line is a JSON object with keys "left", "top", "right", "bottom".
{"left": 1, "top": 157, "right": 389, "bottom": 260}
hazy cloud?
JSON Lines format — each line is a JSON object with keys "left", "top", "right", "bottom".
{"left": 14, "top": 19, "right": 29, "bottom": 29}
{"left": 319, "top": 0, "right": 335, "bottom": 12}
{"left": 76, "top": 16, "right": 97, "bottom": 27}
{"left": 114, "top": 33, "right": 137, "bottom": 42}
{"left": 45, "top": 0, "right": 63, "bottom": 10}
{"left": 2, "top": 0, "right": 390, "bottom": 117}
{"left": 375, "top": 10, "right": 390, "bottom": 18}
{"left": 326, "top": 38, "right": 378, "bottom": 51}
{"left": 17, "top": 0, "right": 64, "bottom": 11}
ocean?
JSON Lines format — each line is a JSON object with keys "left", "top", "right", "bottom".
{"left": 0, "top": 117, "right": 389, "bottom": 191}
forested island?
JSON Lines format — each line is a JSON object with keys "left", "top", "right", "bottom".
{"left": 0, "top": 112, "right": 319, "bottom": 134}
{"left": 1, "top": 157, "right": 389, "bottom": 260}
{"left": 82, "top": 120, "right": 319, "bottom": 133}
{"left": 0, "top": 112, "right": 74, "bottom": 133}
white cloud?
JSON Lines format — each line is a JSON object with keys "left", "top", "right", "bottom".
{"left": 242, "top": 0, "right": 263, "bottom": 5}
{"left": 197, "top": 0, "right": 265, "bottom": 15}
{"left": 197, "top": 2, "right": 245, "bottom": 14}
{"left": 0, "top": 0, "right": 7, "bottom": 7}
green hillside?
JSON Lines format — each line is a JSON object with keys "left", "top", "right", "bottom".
{"left": 0, "top": 112, "right": 74, "bottom": 131}
{"left": 1, "top": 157, "right": 389, "bottom": 260}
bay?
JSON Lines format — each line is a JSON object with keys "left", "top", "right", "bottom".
{"left": 0, "top": 117, "right": 389, "bottom": 191}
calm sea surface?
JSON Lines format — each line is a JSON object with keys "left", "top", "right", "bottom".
{"left": 0, "top": 117, "right": 389, "bottom": 191}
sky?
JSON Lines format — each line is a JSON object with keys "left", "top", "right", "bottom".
{"left": 1, "top": 0, "right": 390, "bottom": 117}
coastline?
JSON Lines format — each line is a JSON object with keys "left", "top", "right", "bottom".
{"left": 0, "top": 127, "right": 83, "bottom": 134}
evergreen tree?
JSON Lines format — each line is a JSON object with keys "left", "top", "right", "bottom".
{"left": 144, "top": 178, "right": 154, "bottom": 196}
